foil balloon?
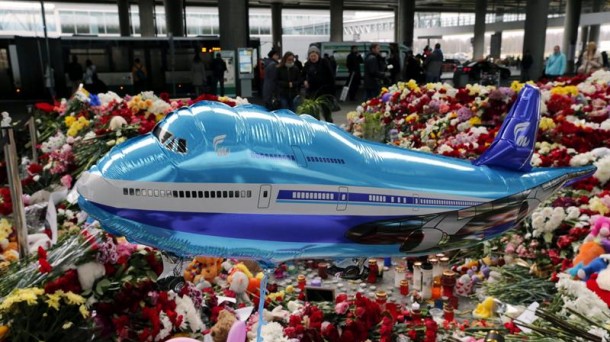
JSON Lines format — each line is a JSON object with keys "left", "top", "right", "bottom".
{"left": 77, "top": 84, "right": 595, "bottom": 263}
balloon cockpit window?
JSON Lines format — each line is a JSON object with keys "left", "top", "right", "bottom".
{"left": 153, "top": 125, "right": 187, "bottom": 154}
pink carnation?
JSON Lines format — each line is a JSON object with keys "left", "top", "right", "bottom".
{"left": 60, "top": 174, "right": 73, "bottom": 188}
{"left": 335, "top": 301, "right": 349, "bottom": 315}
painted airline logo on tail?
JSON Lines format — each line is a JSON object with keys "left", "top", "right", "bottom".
{"left": 514, "top": 122, "right": 530, "bottom": 147}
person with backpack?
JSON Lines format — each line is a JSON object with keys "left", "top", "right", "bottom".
{"left": 131, "top": 58, "right": 148, "bottom": 94}
{"left": 67, "top": 55, "right": 83, "bottom": 94}
{"left": 211, "top": 53, "right": 228, "bottom": 96}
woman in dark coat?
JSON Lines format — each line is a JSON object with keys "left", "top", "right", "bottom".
{"left": 301, "top": 45, "right": 335, "bottom": 122}
{"left": 276, "top": 51, "right": 302, "bottom": 112}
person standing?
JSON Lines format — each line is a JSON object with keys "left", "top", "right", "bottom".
{"left": 211, "top": 53, "right": 228, "bottom": 96}
{"left": 363, "top": 43, "right": 386, "bottom": 100}
{"left": 578, "top": 42, "right": 603, "bottom": 75}
{"left": 294, "top": 55, "right": 303, "bottom": 71}
{"left": 67, "top": 55, "right": 83, "bottom": 93}
{"left": 403, "top": 50, "right": 422, "bottom": 83}
{"left": 424, "top": 43, "right": 443, "bottom": 83}
{"left": 191, "top": 54, "right": 206, "bottom": 96}
{"left": 544, "top": 45, "right": 566, "bottom": 79}
{"left": 521, "top": 50, "right": 533, "bottom": 82}
{"left": 262, "top": 49, "right": 280, "bottom": 109}
{"left": 346, "top": 45, "right": 363, "bottom": 101}
{"left": 131, "top": 58, "right": 147, "bottom": 94}
{"left": 302, "top": 45, "right": 335, "bottom": 122}
{"left": 276, "top": 51, "right": 301, "bottom": 112}
{"left": 83, "top": 59, "right": 98, "bottom": 93}
{"left": 388, "top": 46, "right": 401, "bottom": 84}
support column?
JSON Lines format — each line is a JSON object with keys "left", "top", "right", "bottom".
{"left": 580, "top": 26, "right": 589, "bottom": 48}
{"left": 271, "top": 2, "right": 282, "bottom": 52}
{"left": 219, "top": 0, "right": 248, "bottom": 50}
{"left": 522, "top": 0, "right": 549, "bottom": 81}
{"left": 164, "top": 0, "right": 184, "bottom": 37}
{"left": 472, "top": 0, "right": 487, "bottom": 60}
{"left": 117, "top": 0, "right": 131, "bottom": 37}
{"left": 138, "top": 0, "right": 155, "bottom": 37}
{"left": 562, "top": 0, "right": 581, "bottom": 74}
{"left": 588, "top": 0, "right": 603, "bottom": 45}
{"left": 330, "top": 0, "right": 343, "bottom": 42}
{"left": 397, "top": 0, "right": 415, "bottom": 47}
{"left": 490, "top": 32, "right": 502, "bottom": 60}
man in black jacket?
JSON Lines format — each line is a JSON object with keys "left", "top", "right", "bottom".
{"left": 364, "top": 43, "right": 387, "bottom": 100}
{"left": 346, "top": 45, "right": 363, "bottom": 101}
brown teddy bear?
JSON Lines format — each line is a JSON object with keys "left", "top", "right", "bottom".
{"left": 210, "top": 309, "right": 237, "bottom": 342}
{"left": 183, "top": 256, "right": 224, "bottom": 287}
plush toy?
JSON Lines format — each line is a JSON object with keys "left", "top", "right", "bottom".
{"left": 210, "top": 309, "right": 237, "bottom": 342}
{"left": 586, "top": 273, "right": 610, "bottom": 307}
{"left": 228, "top": 270, "right": 252, "bottom": 305}
{"left": 577, "top": 256, "right": 610, "bottom": 281}
{"left": 573, "top": 241, "right": 606, "bottom": 267}
{"left": 183, "top": 256, "right": 224, "bottom": 287}
{"left": 585, "top": 215, "right": 610, "bottom": 242}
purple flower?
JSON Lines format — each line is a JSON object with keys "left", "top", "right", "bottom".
{"left": 457, "top": 106, "right": 474, "bottom": 122}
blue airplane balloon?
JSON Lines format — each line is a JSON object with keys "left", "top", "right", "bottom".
{"left": 77, "top": 85, "right": 595, "bottom": 263}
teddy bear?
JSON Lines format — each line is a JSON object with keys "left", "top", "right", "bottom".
{"left": 585, "top": 215, "right": 610, "bottom": 242}
{"left": 210, "top": 309, "right": 237, "bottom": 342}
{"left": 228, "top": 270, "right": 253, "bottom": 305}
{"left": 183, "top": 256, "right": 224, "bottom": 288}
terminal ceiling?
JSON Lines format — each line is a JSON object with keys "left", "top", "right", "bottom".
{"left": 32, "top": 0, "right": 609, "bottom": 13}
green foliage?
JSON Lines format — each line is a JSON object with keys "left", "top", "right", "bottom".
{"left": 295, "top": 94, "right": 335, "bottom": 120}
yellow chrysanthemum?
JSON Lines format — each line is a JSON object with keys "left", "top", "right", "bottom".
{"left": 550, "top": 85, "right": 578, "bottom": 96}
{"left": 539, "top": 117, "right": 556, "bottom": 131}
{"left": 425, "top": 83, "right": 436, "bottom": 90}
{"left": 405, "top": 113, "right": 419, "bottom": 123}
{"left": 45, "top": 292, "right": 62, "bottom": 311}
{"left": 64, "top": 116, "right": 76, "bottom": 127}
{"left": 155, "top": 113, "right": 165, "bottom": 122}
{"left": 0, "top": 288, "right": 44, "bottom": 310}
{"left": 469, "top": 116, "right": 482, "bottom": 126}
{"left": 0, "top": 218, "right": 11, "bottom": 241}
{"left": 79, "top": 304, "right": 90, "bottom": 318}
{"left": 67, "top": 127, "right": 78, "bottom": 137}
{"left": 406, "top": 79, "right": 418, "bottom": 91}
{"left": 510, "top": 80, "right": 524, "bottom": 92}
{"left": 285, "top": 285, "right": 294, "bottom": 294}
{"left": 267, "top": 291, "right": 285, "bottom": 302}
{"left": 590, "top": 197, "right": 610, "bottom": 215}
{"left": 62, "top": 291, "right": 86, "bottom": 306}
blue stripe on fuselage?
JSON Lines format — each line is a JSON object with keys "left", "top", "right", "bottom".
{"left": 87, "top": 201, "right": 403, "bottom": 243}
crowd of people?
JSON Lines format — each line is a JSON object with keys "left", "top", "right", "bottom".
{"left": 257, "top": 43, "right": 451, "bottom": 120}
{"left": 521, "top": 41, "right": 609, "bottom": 81}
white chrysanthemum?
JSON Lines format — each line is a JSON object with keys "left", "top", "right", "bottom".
{"left": 148, "top": 99, "right": 171, "bottom": 115}
{"left": 456, "top": 121, "right": 471, "bottom": 132}
{"left": 530, "top": 153, "right": 542, "bottom": 167}
{"left": 175, "top": 292, "right": 205, "bottom": 332}
{"left": 570, "top": 152, "right": 596, "bottom": 166}
{"left": 566, "top": 206, "right": 581, "bottom": 220}
{"left": 557, "top": 274, "right": 610, "bottom": 321}
{"left": 600, "top": 119, "right": 610, "bottom": 131}
{"left": 156, "top": 312, "right": 173, "bottom": 341}
{"left": 97, "top": 91, "right": 123, "bottom": 107}
{"left": 531, "top": 207, "right": 566, "bottom": 237}
{"left": 539, "top": 101, "right": 548, "bottom": 115}
{"left": 588, "top": 326, "right": 610, "bottom": 342}
{"left": 259, "top": 322, "right": 289, "bottom": 342}
{"left": 437, "top": 144, "right": 454, "bottom": 154}
{"left": 233, "top": 96, "right": 250, "bottom": 105}
{"left": 594, "top": 155, "right": 610, "bottom": 184}
{"left": 577, "top": 82, "right": 597, "bottom": 95}
{"left": 587, "top": 70, "right": 610, "bottom": 84}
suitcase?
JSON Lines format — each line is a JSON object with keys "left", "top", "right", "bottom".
{"left": 339, "top": 73, "right": 354, "bottom": 102}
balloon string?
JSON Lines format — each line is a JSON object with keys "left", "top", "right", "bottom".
{"left": 256, "top": 269, "right": 270, "bottom": 342}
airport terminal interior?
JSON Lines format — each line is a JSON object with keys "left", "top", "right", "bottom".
{"left": 0, "top": 0, "right": 610, "bottom": 341}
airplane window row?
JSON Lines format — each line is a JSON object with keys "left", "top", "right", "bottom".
{"left": 306, "top": 156, "right": 345, "bottom": 164}
{"left": 252, "top": 152, "right": 296, "bottom": 161}
{"left": 369, "top": 195, "right": 387, "bottom": 202}
{"left": 417, "top": 198, "right": 478, "bottom": 206}
{"left": 292, "top": 191, "right": 335, "bottom": 200}
{"left": 122, "top": 188, "right": 252, "bottom": 199}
